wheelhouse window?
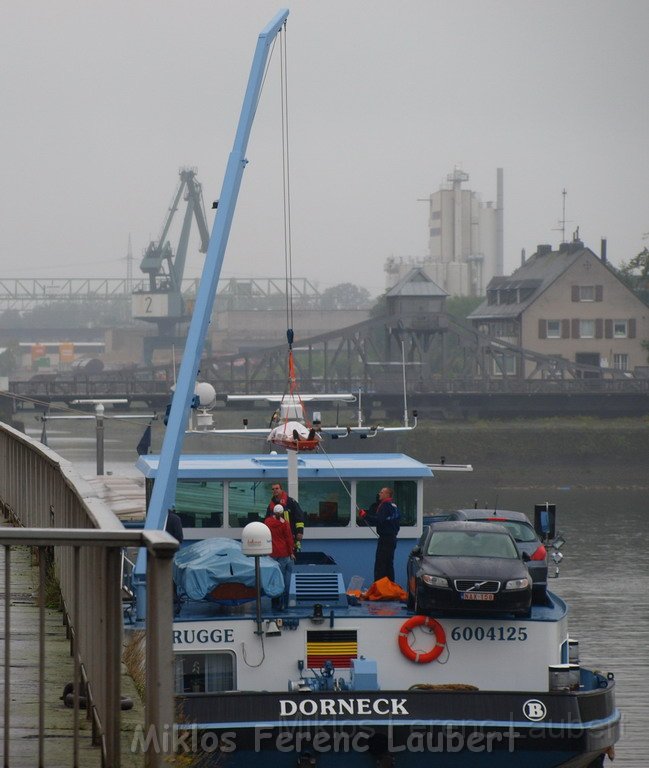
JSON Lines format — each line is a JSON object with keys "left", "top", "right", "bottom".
{"left": 174, "top": 480, "right": 224, "bottom": 528}
{"left": 174, "top": 652, "right": 235, "bottom": 694}
{"left": 147, "top": 477, "right": 421, "bottom": 530}
{"left": 579, "top": 320, "right": 595, "bottom": 339}
{"left": 227, "top": 481, "right": 272, "bottom": 527}
{"left": 298, "top": 480, "right": 351, "bottom": 527}
{"left": 227, "top": 480, "right": 352, "bottom": 528}
{"left": 546, "top": 320, "right": 561, "bottom": 339}
{"left": 613, "top": 320, "right": 628, "bottom": 338}
{"left": 356, "top": 480, "right": 417, "bottom": 527}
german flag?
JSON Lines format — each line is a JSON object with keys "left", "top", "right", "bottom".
{"left": 306, "top": 630, "right": 358, "bottom": 669}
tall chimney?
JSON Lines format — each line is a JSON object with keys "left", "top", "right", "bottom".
{"left": 521, "top": 248, "right": 526, "bottom": 267}
{"left": 600, "top": 237, "right": 607, "bottom": 263}
{"left": 496, "top": 168, "right": 504, "bottom": 275}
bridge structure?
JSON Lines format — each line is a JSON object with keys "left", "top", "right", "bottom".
{"left": 4, "top": 311, "right": 649, "bottom": 419}
{"left": 0, "top": 277, "right": 321, "bottom": 313}
{"left": 199, "top": 311, "right": 649, "bottom": 418}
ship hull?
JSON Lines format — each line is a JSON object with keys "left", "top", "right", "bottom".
{"left": 174, "top": 684, "right": 619, "bottom": 767}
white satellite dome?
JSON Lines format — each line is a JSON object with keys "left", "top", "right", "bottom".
{"left": 194, "top": 381, "right": 217, "bottom": 408}
{"left": 241, "top": 521, "right": 272, "bottom": 556}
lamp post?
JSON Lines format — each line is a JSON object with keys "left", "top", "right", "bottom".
{"left": 71, "top": 399, "right": 128, "bottom": 476}
{"left": 95, "top": 402, "right": 105, "bottom": 475}
{"left": 39, "top": 399, "right": 155, "bottom": 476}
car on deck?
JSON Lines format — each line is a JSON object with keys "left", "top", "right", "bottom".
{"left": 448, "top": 509, "right": 548, "bottom": 603}
{"left": 406, "top": 521, "right": 533, "bottom": 617}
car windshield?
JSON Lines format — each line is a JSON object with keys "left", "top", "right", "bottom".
{"left": 427, "top": 530, "right": 519, "bottom": 559}
{"left": 470, "top": 519, "right": 538, "bottom": 543}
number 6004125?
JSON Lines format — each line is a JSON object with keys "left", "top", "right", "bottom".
{"left": 450, "top": 626, "right": 528, "bottom": 642}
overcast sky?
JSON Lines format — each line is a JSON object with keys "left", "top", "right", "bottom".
{"left": 1, "top": 1, "right": 647, "bottom": 298}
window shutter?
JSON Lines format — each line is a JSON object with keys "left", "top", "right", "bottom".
{"left": 595, "top": 319, "right": 603, "bottom": 339}
{"left": 571, "top": 319, "right": 580, "bottom": 338}
{"left": 538, "top": 319, "right": 547, "bottom": 339}
{"left": 571, "top": 285, "right": 579, "bottom": 302}
{"left": 629, "top": 318, "right": 637, "bottom": 339}
{"left": 604, "top": 319, "right": 613, "bottom": 338}
{"left": 595, "top": 285, "right": 603, "bottom": 302}
{"left": 561, "top": 319, "right": 570, "bottom": 338}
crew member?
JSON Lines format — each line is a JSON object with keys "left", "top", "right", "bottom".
{"left": 360, "top": 487, "right": 401, "bottom": 582}
{"left": 165, "top": 507, "right": 184, "bottom": 615}
{"left": 267, "top": 482, "right": 305, "bottom": 553}
{"left": 264, "top": 504, "right": 295, "bottom": 610}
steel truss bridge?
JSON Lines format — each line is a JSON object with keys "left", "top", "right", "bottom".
{"left": 204, "top": 311, "right": 637, "bottom": 389}
{"left": 199, "top": 312, "right": 649, "bottom": 417}
{"left": 0, "top": 277, "right": 321, "bottom": 312}
{"left": 6, "top": 312, "right": 648, "bottom": 419}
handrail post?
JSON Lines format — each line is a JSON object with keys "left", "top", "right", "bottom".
{"left": 105, "top": 546, "right": 123, "bottom": 767}
{"left": 3, "top": 545, "right": 10, "bottom": 768}
{"left": 144, "top": 535, "right": 177, "bottom": 767}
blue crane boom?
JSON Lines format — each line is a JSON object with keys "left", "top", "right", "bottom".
{"left": 134, "top": 8, "right": 290, "bottom": 611}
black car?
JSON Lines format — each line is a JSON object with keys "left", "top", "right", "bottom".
{"left": 448, "top": 509, "right": 548, "bottom": 603}
{"left": 407, "top": 521, "right": 532, "bottom": 617}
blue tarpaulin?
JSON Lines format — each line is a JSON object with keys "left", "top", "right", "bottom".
{"left": 173, "top": 538, "right": 284, "bottom": 601}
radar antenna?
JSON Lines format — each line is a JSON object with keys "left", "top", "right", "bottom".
{"left": 552, "top": 188, "right": 572, "bottom": 244}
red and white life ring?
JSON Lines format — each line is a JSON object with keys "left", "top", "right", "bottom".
{"left": 398, "top": 616, "right": 447, "bottom": 663}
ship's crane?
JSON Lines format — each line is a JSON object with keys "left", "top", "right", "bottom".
{"left": 132, "top": 167, "right": 211, "bottom": 362}
{"left": 134, "top": 9, "right": 290, "bottom": 615}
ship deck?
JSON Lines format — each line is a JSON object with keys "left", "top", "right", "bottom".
{"left": 144, "top": 590, "right": 567, "bottom": 626}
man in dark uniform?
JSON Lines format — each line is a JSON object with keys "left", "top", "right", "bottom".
{"left": 360, "top": 487, "right": 401, "bottom": 582}
{"left": 266, "top": 482, "right": 305, "bottom": 553}
{"left": 165, "top": 507, "right": 184, "bottom": 544}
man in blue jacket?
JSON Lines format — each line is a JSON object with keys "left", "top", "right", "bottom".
{"left": 360, "top": 487, "right": 401, "bottom": 582}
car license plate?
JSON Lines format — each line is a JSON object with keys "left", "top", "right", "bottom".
{"left": 461, "top": 592, "right": 494, "bottom": 601}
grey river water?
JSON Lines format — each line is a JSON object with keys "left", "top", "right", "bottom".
{"left": 26, "top": 413, "right": 649, "bottom": 767}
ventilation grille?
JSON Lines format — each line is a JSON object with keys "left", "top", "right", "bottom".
{"left": 289, "top": 567, "right": 347, "bottom": 607}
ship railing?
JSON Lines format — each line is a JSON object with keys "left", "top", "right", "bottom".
{"left": 0, "top": 422, "right": 178, "bottom": 767}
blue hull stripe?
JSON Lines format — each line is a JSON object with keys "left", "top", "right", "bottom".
{"left": 177, "top": 709, "right": 620, "bottom": 732}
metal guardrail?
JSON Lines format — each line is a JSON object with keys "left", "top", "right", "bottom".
{"left": 15, "top": 374, "right": 648, "bottom": 397}
{"left": 0, "top": 423, "right": 177, "bottom": 768}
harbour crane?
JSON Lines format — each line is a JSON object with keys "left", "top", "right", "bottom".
{"left": 132, "top": 167, "right": 211, "bottom": 362}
